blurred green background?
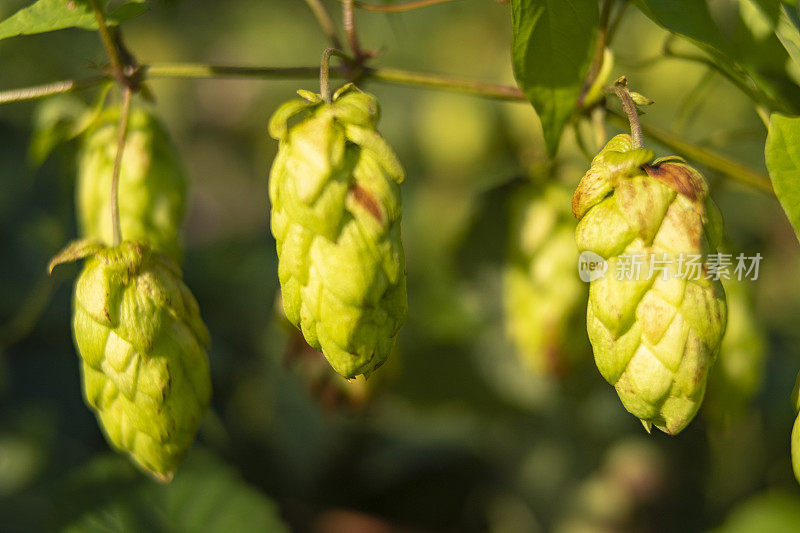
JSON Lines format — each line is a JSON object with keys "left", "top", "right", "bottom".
{"left": 2, "top": 0, "right": 800, "bottom": 531}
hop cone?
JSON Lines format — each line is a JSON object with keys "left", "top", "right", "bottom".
{"left": 706, "top": 277, "right": 765, "bottom": 425}
{"left": 268, "top": 84, "right": 407, "bottom": 379}
{"left": 50, "top": 240, "right": 211, "bottom": 481}
{"left": 504, "top": 183, "right": 588, "bottom": 375}
{"left": 76, "top": 107, "right": 186, "bottom": 262}
{"left": 572, "top": 134, "right": 727, "bottom": 434}
{"left": 792, "top": 375, "right": 800, "bottom": 483}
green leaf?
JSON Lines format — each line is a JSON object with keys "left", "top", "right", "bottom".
{"left": 740, "top": 0, "right": 779, "bottom": 38}
{"left": 51, "top": 448, "right": 290, "bottom": 532}
{"left": 635, "top": 0, "right": 798, "bottom": 113}
{"left": 713, "top": 490, "right": 800, "bottom": 533}
{"left": 28, "top": 84, "right": 111, "bottom": 166}
{"left": 634, "top": 0, "right": 729, "bottom": 52}
{"left": 777, "top": 4, "right": 800, "bottom": 69}
{"left": 510, "top": 0, "right": 599, "bottom": 157}
{"left": 750, "top": 0, "right": 781, "bottom": 27}
{"left": 0, "top": 0, "right": 146, "bottom": 42}
{"left": 766, "top": 113, "right": 800, "bottom": 242}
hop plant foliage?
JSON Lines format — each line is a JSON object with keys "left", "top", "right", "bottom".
{"left": 572, "top": 134, "right": 727, "bottom": 435}
{"left": 76, "top": 107, "right": 187, "bottom": 262}
{"left": 706, "top": 277, "right": 766, "bottom": 425}
{"left": 49, "top": 240, "right": 212, "bottom": 482}
{"left": 504, "top": 183, "right": 588, "bottom": 375}
{"left": 267, "top": 84, "right": 407, "bottom": 379}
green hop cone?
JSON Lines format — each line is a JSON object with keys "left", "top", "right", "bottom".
{"left": 267, "top": 84, "right": 407, "bottom": 379}
{"left": 504, "top": 183, "right": 588, "bottom": 375}
{"left": 76, "top": 107, "right": 187, "bottom": 262}
{"left": 792, "top": 374, "right": 800, "bottom": 484}
{"left": 49, "top": 239, "right": 211, "bottom": 482}
{"left": 572, "top": 134, "right": 727, "bottom": 435}
{"left": 705, "top": 277, "right": 766, "bottom": 426}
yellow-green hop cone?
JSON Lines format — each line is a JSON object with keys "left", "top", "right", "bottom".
{"left": 503, "top": 183, "right": 587, "bottom": 376}
{"left": 76, "top": 107, "right": 187, "bottom": 262}
{"left": 268, "top": 84, "right": 407, "bottom": 379}
{"left": 791, "top": 374, "right": 800, "bottom": 484}
{"left": 572, "top": 134, "right": 727, "bottom": 435}
{"left": 49, "top": 239, "right": 211, "bottom": 482}
{"left": 705, "top": 277, "right": 765, "bottom": 426}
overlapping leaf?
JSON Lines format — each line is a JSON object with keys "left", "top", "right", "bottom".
{"left": 0, "top": 0, "right": 146, "bottom": 41}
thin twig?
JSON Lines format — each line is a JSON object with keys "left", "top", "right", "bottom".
{"left": 606, "top": 0, "right": 630, "bottom": 45}
{"left": 111, "top": 88, "right": 133, "bottom": 245}
{"left": 614, "top": 76, "right": 643, "bottom": 149}
{"left": 0, "top": 62, "right": 772, "bottom": 195}
{"left": 0, "top": 77, "right": 107, "bottom": 104}
{"left": 144, "top": 62, "right": 526, "bottom": 100}
{"left": 145, "top": 64, "right": 325, "bottom": 79}
{"left": 343, "top": 0, "right": 362, "bottom": 59}
{"left": 661, "top": 36, "right": 781, "bottom": 115}
{"left": 363, "top": 67, "right": 524, "bottom": 99}
{"left": 573, "top": 122, "right": 595, "bottom": 162}
{"left": 352, "top": 0, "right": 457, "bottom": 12}
{"left": 0, "top": 273, "right": 62, "bottom": 349}
{"left": 303, "top": 0, "right": 344, "bottom": 49}
{"left": 88, "top": 0, "right": 125, "bottom": 84}
{"left": 320, "top": 49, "right": 350, "bottom": 102}
{"left": 321, "top": 49, "right": 336, "bottom": 102}
{"left": 672, "top": 68, "right": 716, "bottom": 135}
{"left": 580, "top": 0, "right": 614, "bottom": 106}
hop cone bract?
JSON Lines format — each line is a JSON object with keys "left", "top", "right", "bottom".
{"left": 573, "top": 134, "right": 727, "bottom": 434}
{"left": 76, "top": 107, "right": 186, "bottom": 262}
{"left": 504, "top": 183, "right": 588, "bottom": 375}
{"left": 268, "top": 84, "right": 407, "bottom": 378}
{"left": 50, "top": 240, "right": 211, "bottom": 481}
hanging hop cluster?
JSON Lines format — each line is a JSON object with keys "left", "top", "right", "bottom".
{"left": 50, "top": 240, "right": 211, "bottom": 482}
{"left": 572, "top": 134, "right": 727, "bottom": 435}
{"left": 268, "top": 84, "right": 407, "bottom": 379}
{"left": 76, "top": 107, "right": 187, "bottom": 262}
{"left": 504, "top": 183, "right": 588, "bottom": 376}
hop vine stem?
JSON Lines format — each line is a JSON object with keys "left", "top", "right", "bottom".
{"left": 320, "top": 48, "right": 349, "bottom": 102}
{"left": 614, "top": 76, "right": 644, "bottom": 149}
{"left": 343, "top": 0, "right": 363, "bottom": 60}
{"left": 580, "top": 0, "right": 614, "bottom": 106}
{"left": 110, "top": 88, "right": 133, "bottom": 246}
{"left": 303, "top": 0, "right": 343, "bottom": 50}
{"left": 88, "top": 0, "right": 126, "bottom": 86}
{"left": 350, "top": 0, "right": 458, "bottom": 12}
{"left": 0, "top": 62, "right": 772, "bottom": 195}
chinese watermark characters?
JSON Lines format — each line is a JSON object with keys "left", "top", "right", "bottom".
{"left": 578, "top": 251, "right": 762, "bottom": 283}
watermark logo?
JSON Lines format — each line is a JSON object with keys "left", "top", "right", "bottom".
{"left": 577, "top": 251, "right": 762, "bottom": 283}
{"left": 578, "top": 251, "right": 608, "bottom": 282}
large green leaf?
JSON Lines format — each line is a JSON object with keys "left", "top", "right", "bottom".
{"left": 0, "top": 0, "right": 146, "bottom": 42}
{"left": 766, "top": 113, "right": 800, "bottom": 242}
{"left": 751, "top": 0, "right": 781, "bottom": 27}
{"left": 636, "top": 0, "right": 798, "bottom": 113}
{"left": 777, "top": 4, "right": 800, "bottom": 69}
{"left": 51, "top": 449, "right": 290, "bottom": 532}
{"left": 713, "top": 490, "right": 800, "bottom": 533}
{"left": 634, "top": 0, "right": 729, "bottom": 52}
{"left": 510, "top": 0, "right": 599, "bottom": 157}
